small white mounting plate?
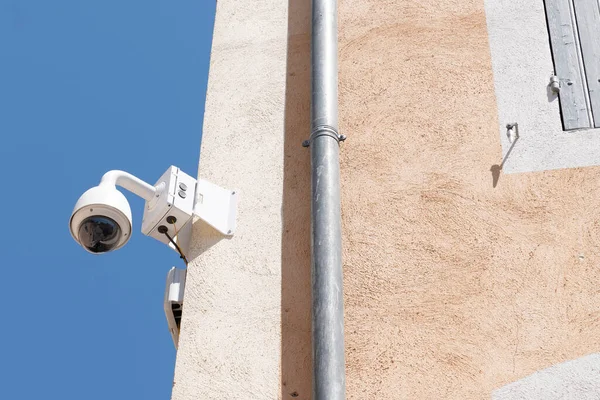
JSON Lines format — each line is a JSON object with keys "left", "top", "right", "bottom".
{"left": 194, "top": 179, "right": 238, "bottom": 235}
{"left": 164, "top": 267, "right": 186, "bottom": 349}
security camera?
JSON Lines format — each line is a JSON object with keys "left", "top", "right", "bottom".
{"left": 70, "top": 185, "right": 133, "bottom": 253}
{"left": 70, "top": 166, "right": 238, "bottom": 257}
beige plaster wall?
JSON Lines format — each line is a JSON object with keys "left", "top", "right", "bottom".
{"left": 338, "top": 0, "right": 600, "bottom": 398}
{"left": 173, "top": 0, "right": 600, "bottom": 398}
{"left": 170, "top": 0, "right": 289, "bottom": 398}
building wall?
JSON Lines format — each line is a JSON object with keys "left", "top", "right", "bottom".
{"left": 339, "top": 0, "right": 600, "bottom": 398}
{"left": 173, "top": 0, "right": 600, "bottom": 398}
{"left": 170, "top": 0, "right": 290, "bottom": 398}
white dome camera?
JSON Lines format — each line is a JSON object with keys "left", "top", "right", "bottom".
{"left": 69, "top": 167, "right": 238, "bottom": 257}
{"left": 69, "top": 170, "right": 156, "bottom": 254}
{"left": 70, "top": 185, "right": 133, "bottom": 254}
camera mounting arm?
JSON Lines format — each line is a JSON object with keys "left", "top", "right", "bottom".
{"left": 99, "top": 168, "right": 238, "bottom": 238}
{"left": 99, "top": 170, "right": 157, "bottom": 202}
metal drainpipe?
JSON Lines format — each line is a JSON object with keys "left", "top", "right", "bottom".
{"left": 307, "top": 0, "right": 346, "bottom": 397}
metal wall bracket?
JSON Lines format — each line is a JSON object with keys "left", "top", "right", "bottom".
{"left": 549, "top": 75, "right": 560, "bottom": 93}
{"left": 506, "top": 122, "right": 519, "bottom": 143}
{"left": 193, "top": 179, "right": 238, "bottom": 235}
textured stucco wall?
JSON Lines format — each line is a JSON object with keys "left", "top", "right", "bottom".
{"left": 339, "top": 0, "right": 600, "bottom": 398}
{"left": 170, "top": 0, "right": 289, "bottom": 398}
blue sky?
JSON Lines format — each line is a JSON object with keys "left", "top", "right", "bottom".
{"left": 0, "top": 1, "right": 215, "bottom": 398}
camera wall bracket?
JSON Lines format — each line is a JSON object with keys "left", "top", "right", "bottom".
{"left": 141, "top": 166, "right": 238, "bottom": 256}
{"left": 193, "top": 178, "right": 238, "bottom": 236}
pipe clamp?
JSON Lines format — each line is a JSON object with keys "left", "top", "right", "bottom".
{"left": 302, "top": 125, "right": 346, "bottom": 147}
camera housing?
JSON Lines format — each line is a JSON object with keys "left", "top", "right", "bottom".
{"left": 70, "top": 166, "right": 238, "bottom": 257}
{"left": 69, "top": 185, "right": 133, "bottom": 254}
{"left": 141, "top": 166, "right": 196, "bottom": 249}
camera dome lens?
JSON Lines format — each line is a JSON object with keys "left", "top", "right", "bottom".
{"left": 78, "top": 216, "right": 122, "bottom": 253}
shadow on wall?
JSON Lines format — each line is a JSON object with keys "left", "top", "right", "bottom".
{"left": 493, "top": 353, "right": 600, "bottom": 399}
{"left": 490, "top": 129, "right": 519, "bottom": 188}
{"left": 281, "top": 0, "right": 312, "bottom": 398}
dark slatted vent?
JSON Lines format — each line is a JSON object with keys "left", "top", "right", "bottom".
{"left": 544, "top": 0, "right": 600, "bottom": 129}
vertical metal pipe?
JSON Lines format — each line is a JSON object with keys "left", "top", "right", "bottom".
{"left": 310, "top": 0, "right": 345, "bottom": 398}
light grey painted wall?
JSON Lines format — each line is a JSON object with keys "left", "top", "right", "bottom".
{"left": 493, "top": 354, "right": 600, "bottom": 400}
{"left": 170, "top": 0, "right": 288, "bottom": 398}
{"left": 485, "top": 0, "right": 600, "bottom": 174}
